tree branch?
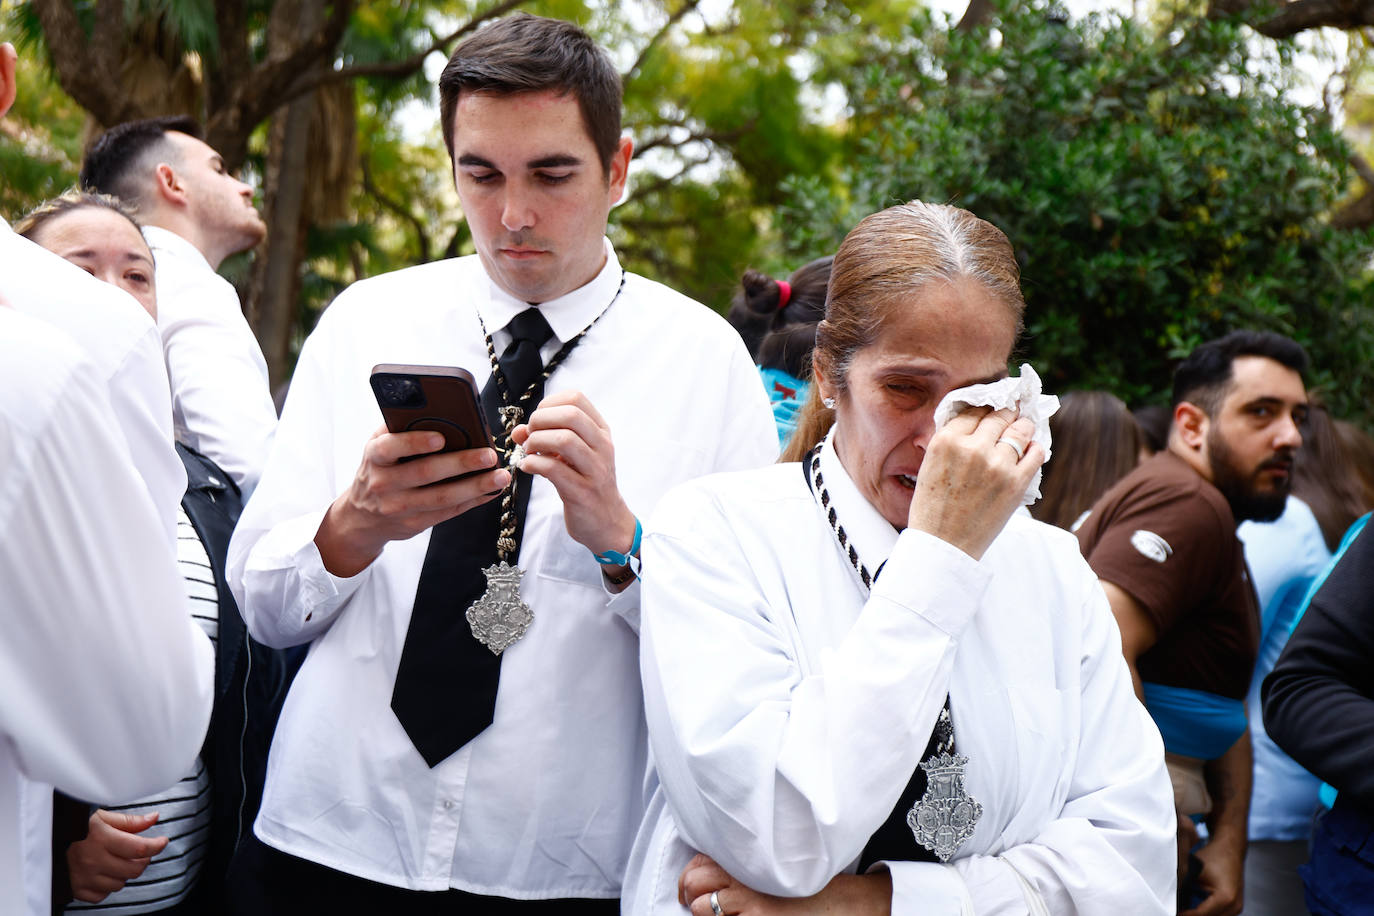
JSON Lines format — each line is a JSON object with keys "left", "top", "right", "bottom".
{"left": 210, "top": 1, "right": 251, "bottom": 114}
{"left": 1210, "top": 0, "right": 1374, "bottom": 38}
{"left": 1351, "top": 152, "right": 1374, "bottom": 187}
{"left": 957, "top": 0, "right": 997, "bottom": 32}
{"left": 1332, "top": 185, "right": 1374, "bottom": 228}
{"left": 626, "top": 0, "right": 703, "bottom": 81}
{"left": 613, "top": 239, "right": 677, "bottom": 278}
{"left": 94, "top": 0, "right": 122, "bottom": 51}
{"left": 442, "top": 224, "right": 469, "bottom": 260}
{"left": 28, "top": 0, "right": 131, "bottom": 125}
{"left": 212, "top": 0, "right": 354, "bottom": 143}
{"left": 634, "top": 123, "right": 752, "bottom": 158}
{"left": 630, "top": 153, "right": 714, "bottom": 199}
{"left": 283, "top": 0, "right": 529, "bottom": 99}
{"left": 1207, "top": 0, "right": 1256, "bottom": 17}
{"left": 617, "top": 214, "right": 699, "bottom": 231}
{"left": 360, "top": 155, "right": 432, "bottom": 263}
{"left": 1331, "top": 152, "right": 1374, "bottom": 228}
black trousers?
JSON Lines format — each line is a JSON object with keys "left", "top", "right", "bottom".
{"left": 227, "top": 832, "right": 620, "bottom": 915}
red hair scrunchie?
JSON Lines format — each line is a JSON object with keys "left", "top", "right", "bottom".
{"left": 776, "top": 279, "right": 792, "bottom": 310}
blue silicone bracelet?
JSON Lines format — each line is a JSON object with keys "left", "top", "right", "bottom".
{"left": 594, "top": 517, "right": 642, "bottom": 567}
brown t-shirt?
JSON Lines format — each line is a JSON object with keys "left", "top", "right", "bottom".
{"left": 1076, "top": 451, "right": 1259, "bottom": 700}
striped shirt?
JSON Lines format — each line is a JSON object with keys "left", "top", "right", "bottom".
{"left": 66, "top": 507, "right": 218, "bottom": 913}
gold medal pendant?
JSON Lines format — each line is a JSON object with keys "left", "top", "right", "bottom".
{"left": 466, "top": 561, "right": 533, "bottom": 655}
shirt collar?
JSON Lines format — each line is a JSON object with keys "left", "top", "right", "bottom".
{"left": 816, "top": 430, "right": 901, "bottom": 586}
{"left": 142, "top": 226, "right": 212, "bottom": 271}
{"left": 478, "top": 238, "right": 622, "bottom": 344}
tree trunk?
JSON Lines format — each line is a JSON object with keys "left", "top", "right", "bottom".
{"left": 1332, "top": 188, "right": 1374, "bottom": 229}
{"left": 250, "top": 94, "right": 313, "bottom": 394}
{"left": 957, "top": 0, "right": 997, "bottom": 31}
{"left": 248, "top": 0, "right": 322, "bottom": 392}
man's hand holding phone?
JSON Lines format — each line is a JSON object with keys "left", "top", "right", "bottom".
{"left": 315, "top": 364, "right": 508, "bottom": 578}
{"left": 315, "top": 428, "right": 509, "bottom": 578}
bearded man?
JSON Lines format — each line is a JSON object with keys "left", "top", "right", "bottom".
{"left": 1076, "top": 330, "right": 1309, "bottom": 916}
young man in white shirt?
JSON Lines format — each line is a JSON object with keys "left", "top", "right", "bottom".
{"left": 225, "top": 13, "right": 776, "bottom": 914}
{"left": 80, "top": 117, "right": 277, "bottom": 497}
{"left": 0, "top": 43, "right": 214, "bottom": 916}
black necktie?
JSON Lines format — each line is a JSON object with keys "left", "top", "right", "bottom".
{"left": 391, "top": 308, "right": 555, "bottom": 767}
{"left": 857, "top": 711, "right": 945, "bottom": 870}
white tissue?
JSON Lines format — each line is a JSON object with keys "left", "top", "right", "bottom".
{"left": 932, "top": 363, "right": 1060, "bottom": 505}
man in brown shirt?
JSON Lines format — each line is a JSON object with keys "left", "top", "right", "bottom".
{"left": 1077, "top": 330, "right": 1309, "bottom": 916}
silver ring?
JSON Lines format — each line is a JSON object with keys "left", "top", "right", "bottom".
{"left": 710, "top": 890, "right": 724, "bottom": 916}
{"left": 995, "top": 436, "right": 1027, "bottom": 460}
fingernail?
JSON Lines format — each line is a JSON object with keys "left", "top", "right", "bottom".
{"left": 427, "top": 433, "right": 444, "bottom": 450}
{"left": 485, "top": 449, "right": 498, "bottom": 467}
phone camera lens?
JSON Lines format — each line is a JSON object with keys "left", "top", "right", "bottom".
{"left": 378, "top": 375, "right": 425, "bottom": 408}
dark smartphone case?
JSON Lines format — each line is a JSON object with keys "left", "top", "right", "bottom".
{"left": 369, "top": 364, "right": 495, "bottom": 454}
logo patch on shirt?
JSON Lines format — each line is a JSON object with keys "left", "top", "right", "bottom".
{"left": 1130, "top": 529, "right": 1173, "bottom": 563}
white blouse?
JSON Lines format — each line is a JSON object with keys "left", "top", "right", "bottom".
{"left": 626, "top": 438, "right": 1175, "bottom": 915}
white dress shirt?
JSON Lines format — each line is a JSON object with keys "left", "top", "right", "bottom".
{"left": 625, "top": 436, "right": 1176, "bottom": 916}
{"left": 228, "top": 241, "right": 777, "bottom": 896}
{"left": 145, "top": 226, "right": 277, "bottom": 499}
{"left": 0, "top": 222, "right": 184, "bottom": 544}
{"left": 0, "top": 309, "right": 215, "bottom": 916}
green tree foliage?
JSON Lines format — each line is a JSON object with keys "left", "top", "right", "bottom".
{"left": 0, "top": 51, "right": 82, "bottom": 217}
{"left": 2, "top": 0, "right": 922, "bottom": 375}
{"left": 310, "top": 0, "right": 924, "bottom": 321}
{"left": 9, "top": 0, "right": 1373, "bottom": 415}
{"left": 610, "top": 0, "right": 919, "bottom": 309}
{"left": 781, "top": 1, "right": 1374, "bottom": 424}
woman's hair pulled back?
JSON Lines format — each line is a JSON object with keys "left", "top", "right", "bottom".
{"left": 1031, "top": 391, "right": 1143, "bottom": 530}
{"left": 15, "top": 188, "right": 143, "bottom": 242}
{"left": 1292, "top": 402, "right": 1374, "bottom": 551}
{"left": 727, "top": 256, "right": 832, "bottom": 374}
{"left": 781, "top": 200, "right": 1025, "bottom": 462}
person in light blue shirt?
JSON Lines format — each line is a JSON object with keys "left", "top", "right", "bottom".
{"left": 1237, "top": 400, "right": 1374, "bottom": 916}
{"left": 1237, "top": 495, "right": 1330, "bottom": 916}
{"left": 726, "top": 257, "right": 832, "bottom": 448}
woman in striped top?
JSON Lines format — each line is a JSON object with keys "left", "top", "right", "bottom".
{"left": 17, "top": 192, "right": 296, "bottom": 915}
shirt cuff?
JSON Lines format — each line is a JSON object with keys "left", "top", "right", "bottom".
{"left": 601, "top": 574, "right": 642, "bottom": 634}
{"left": 869, "top": 529, "right": 994, "bottom": 637}
{"left": 874, "top": 861, "right": 972, "bottom": 916}
{"left": 246, "top": 509, "right": 369, "bottom": 630}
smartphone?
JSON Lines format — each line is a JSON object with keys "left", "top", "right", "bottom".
{"left": 369, "top": 364, "right": 496, "bottom": 459}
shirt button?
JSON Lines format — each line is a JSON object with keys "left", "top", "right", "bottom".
{"left": 443, "top": 800, "right": 453, "bottom": 810}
